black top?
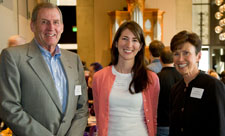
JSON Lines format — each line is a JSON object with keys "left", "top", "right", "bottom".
{"left": 169, "top": 71, "right": 225, "bottom": 136}
{"left": 157, "top": 67, "right": 182, "bottom": 126}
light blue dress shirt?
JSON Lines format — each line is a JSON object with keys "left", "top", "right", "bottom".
{"left": 36, "top": 41, "right": 68, "bottom": 113}
{"left": 147, "top": 59, "right": 162, "bottom": 73}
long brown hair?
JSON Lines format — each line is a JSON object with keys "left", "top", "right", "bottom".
{"left": 111, "top": 21, "right": 150, "bottom": 94}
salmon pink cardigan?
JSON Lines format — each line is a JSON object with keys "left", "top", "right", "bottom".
{"left": 92, "top": 66, "right": 160, "bottom": 136}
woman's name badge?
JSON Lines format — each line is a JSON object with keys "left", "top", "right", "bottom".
{"left": 190, "top": 87, "right": 204, "bottom": 99}
{"left": 75, "top": 85, "right": 82, "bottom": 96}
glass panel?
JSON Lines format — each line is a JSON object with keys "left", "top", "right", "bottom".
{"left": 145, "top": 35, "right": 152, "bottom": 46}
{"left": 199, "top": 46, "right": 210, "bottom": 72}
{"left": 192, "top": 0, "right": 210, "bottom": 45}
{"left": 145, "top": 19, "right": 151, "bottom": 31}
{"left": 153, "top": 21, "right": 161, "bottom": 40}
{"left": 211, "top": 47, "right": 225, "bottom": 74}
{"left": 193, "top": 0, "right": 209, "bottom": 4}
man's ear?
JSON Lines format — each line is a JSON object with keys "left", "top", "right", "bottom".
{"left": 61, "top": 23, "right": 64, "bottom": 33}
{"left": 30, "top": 22, "right": 35, "bottom": 32}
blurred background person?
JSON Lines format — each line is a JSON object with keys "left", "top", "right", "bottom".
{"left": 169, "top": 30, "right": 225, "bottom": 136}
{"left": 92, "top": 21, "right": 160, "bottom": 136}
{"left": 221, "top": 70, "right": 225, "bottom": 84}
{"left": 88, "top": 62, "right": 103, "bottom": 90}
{"left": 207, "top": 69, "right": 215, "bottom": 74}
{"left": 7, "top": 35, "right": 26, "bottom": 47}
{"left": 82, "top": 61, "right": 90, "bottom": 84}
{"left": 147, "top": 40, "right": 165, "bottom": 73}
{"left": 157, "top": 47, "right": 182, "bottom": 136}
{"left": 207, "top": 69, "right": 220, "bottom": 80}
{"left": 209, "top": 71, "right": 220, "bottom": 79}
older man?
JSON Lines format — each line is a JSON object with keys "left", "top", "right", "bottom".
{"left": 0, "top": 3, "right": 88, "bottom": 136}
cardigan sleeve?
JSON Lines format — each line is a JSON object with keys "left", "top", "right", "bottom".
{"left": 150, "top": 72, "right": 160, "bottom": 135}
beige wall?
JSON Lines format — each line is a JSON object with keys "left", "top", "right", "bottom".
{"left": 0, "top": 0, "right": 18, "bottom": 51}
{"left": 18, "top": 0, "right": 36, "bottom": 42}
{"left": 77, "top": 0, "right": 95, "bottom": 67}
{"left": 93, "top": 0, "right": 127, "bottom": 66}
{"left": 176, "top": 0, "right": 192, "bottom": 32}
{"left": 0, "top": 0, "right": 36, "bottom": 52}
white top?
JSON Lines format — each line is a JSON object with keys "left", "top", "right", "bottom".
{"left": 107, "top": 66, "right": 148, "bottom": 136}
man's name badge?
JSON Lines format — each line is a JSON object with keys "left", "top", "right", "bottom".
{"left": 190, "top": 87, "right": 204, "bottom": 99}
{"left": 75, "top": 85, "right": 82, "bottom": 96}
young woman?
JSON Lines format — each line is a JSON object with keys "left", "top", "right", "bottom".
{"left": 92, "top": 21, "right": 160, "bottom": 136}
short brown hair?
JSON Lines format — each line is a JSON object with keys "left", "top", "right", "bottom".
{"left": 170, "top": 30, "right": 202, "bottom": 54}
{"left": 31, "top": 2, "right": 63, "bottom": 23}
{"left": 149, "top": 40, "right": 165, "bottom": 57}
{"left": 160, "top": 47, "right": 173, "bottom": 64}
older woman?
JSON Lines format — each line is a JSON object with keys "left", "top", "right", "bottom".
{"left": 169, "top": 30, "right": 225, "bottom": 136}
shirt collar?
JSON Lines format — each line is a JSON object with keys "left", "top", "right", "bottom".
{"left": 152, "top": 59, "right": 160, "bottom": 63}
{"left": 34, "top": 39, "right": 61, "bottom": 58}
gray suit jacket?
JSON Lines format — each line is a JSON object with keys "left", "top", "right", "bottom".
{"left": 0, "top": 39, "right": 88, "bottom": 136}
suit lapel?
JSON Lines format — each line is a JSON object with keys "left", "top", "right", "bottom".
{"left": 27, "top": 40, "right": 62, "bottom": 113}
{"left": 60, "top": 51, "right": 76, "bottom": 114}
